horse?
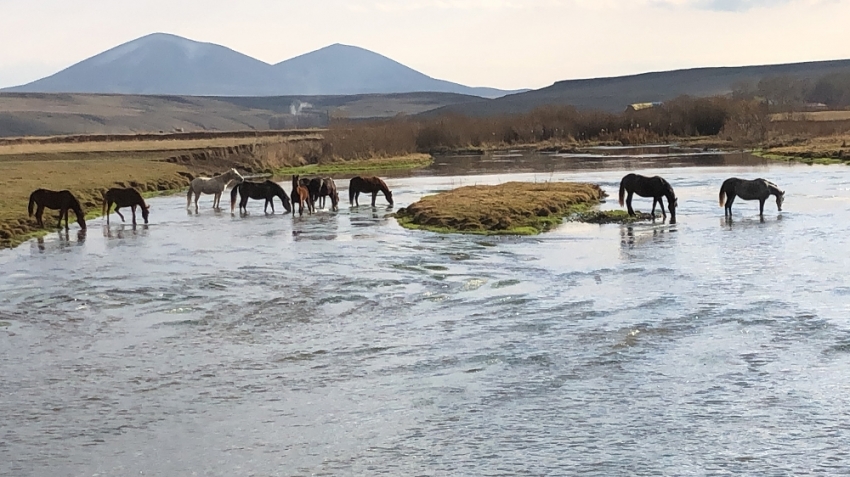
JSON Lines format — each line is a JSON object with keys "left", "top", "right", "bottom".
{"left": 618, "top": 173, "right": 678, "bottom": 224}
{"left": 230, "top": 180, "right": 292, "bottom": 214}
{"left": 318, "top": 177, "right": 339, "bottom": 211}
{"left": 28, "top": 189, "right": 87, "bottom": 230}
{"left": 102, "top": 187, "right": 150, "bottom": 225}
{"left": 186, "top": 168, "right": 244, "bottom": 212}
{"left": 349, "top": 176, "right": 393, "bottom": 207}
{"left": 719, "top": 177, "right": 785, "bottom": 216}
{"left": 290, "top": 175, "right": 314, "bottom": 216}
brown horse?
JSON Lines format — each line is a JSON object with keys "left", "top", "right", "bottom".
{"left": 349, "top": 176, "right": 393, "bottom": 207}
{"left": 102, "top": 187, "right": 150, "bottom": 225}
{"left": 319, "top": 177, "right": 340, "bottom": 211}
{"left": 618, "top": 173, "right": 677, "bottom": 224}
{"left": 290, "top": 175, "right": 314, "bottom": 216}
{"left": 28, "top": 189, "right": 87, "bottom": 230}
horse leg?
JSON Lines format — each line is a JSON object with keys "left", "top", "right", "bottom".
{"left": 187, "top": 189, "right": 193, "bottom": 209}
{"left": 116, "top": 206, "right": 126, "bottom": 222}
{"left": 59, "top": 207, "right": 68, "bottom": 229}
{"left": 650, "top": 198, "right": 657, "bottom": 218}
{"left": 35, "top": 205, "right": 45, "bottom": 228}
{"left": 626, "top": 192, "right": 635, "bottom": 216}
{"left": 131, "top": 205, "right": 137, "bottom": 226}
{"left": 194, "top": 193, "right": 200, "bottom": 213}
{"left": 725, "top": 194, "right": 735, "bottom": 216}
{"left": 659, "top": 198, "right": 667, "bottom": 218}
{"left": 759, "top": 198, "right": 765, "bottom": 216}
{"left": 371, "top": 191, "right": 378, "bottom": 207}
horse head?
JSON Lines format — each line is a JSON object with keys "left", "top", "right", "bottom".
{"left": 229, "top": 168, "right": 245, "bottom": 184}
{"left": 776, "top": 191, "right": 785, "bottom": 211}
{"left": 141, "top": 203, "right": 151, "bottom": 224}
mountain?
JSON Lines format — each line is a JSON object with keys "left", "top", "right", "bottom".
{"left": 426, "top": 59, "right": 850, "bottom": 116}
{"left": 2, "top": 33, "right": 520, "bottom": 98}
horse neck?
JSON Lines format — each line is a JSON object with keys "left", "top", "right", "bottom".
{"left": 766, "top": 183, "right": 781, "bottom": 196}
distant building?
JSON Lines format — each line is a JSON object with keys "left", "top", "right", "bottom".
{"left": 625, "top": 102, "right": 663, "bottom": 112}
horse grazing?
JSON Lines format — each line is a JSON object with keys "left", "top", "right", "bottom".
{"left": 186, "top": 168, "right": 244, "bottom": 212}
{"left": 719, "top": 177, "right": 784, "bottom": 216}
{"left": 28, "top": 189, "right": 87, "bottom": 230}
{"left": 290, "top": 175, "right": 315, "bottom": 216}
{"left": 102, "top": 187, "right": 150, "bottom": 225}
{"left": 349, "top": 176, "right": 393, "bottom": 207}
{"left": 230, "top": 180, "right": 292, "bottom": 214}
{"left": 318, "top": 177, "right": 339, "bottom": 211}
{"left": 618, "top": 173, "right": 678, "bottom": 224}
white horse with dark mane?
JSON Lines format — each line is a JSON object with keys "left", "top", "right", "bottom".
{"left": 187, "top": 168, "right": 244, "bottom": 212}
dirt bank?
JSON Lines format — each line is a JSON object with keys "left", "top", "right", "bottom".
{"left": 395, "top": 181, "right": 607, "bottom": 235}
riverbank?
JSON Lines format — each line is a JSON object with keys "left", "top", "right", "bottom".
{"left": 395, "top": 181, "right": 607, "bottom": 235}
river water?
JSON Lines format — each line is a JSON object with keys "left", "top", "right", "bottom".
{"left": 2, "top": 150, "right": 850, "bottom": 476}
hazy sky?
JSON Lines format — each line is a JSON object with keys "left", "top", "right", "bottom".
{"left": 1, "top": 0, "right": 848, "bottom": 90}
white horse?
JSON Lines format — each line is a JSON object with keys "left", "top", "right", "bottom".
{"left": 187, "top": 168, "right": 244, "bottom": 212}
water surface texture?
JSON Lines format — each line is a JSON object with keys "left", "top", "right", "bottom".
{"left": 2, "top": 154, "right": 850, "bottom": 475}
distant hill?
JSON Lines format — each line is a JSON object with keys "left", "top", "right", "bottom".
{"left": 1, "top": 33, "right": 520, "bottom": 99}
{"left": 426, "top": 58, "right": 850, "bottom": 116}
{"left": 0, "top": 92, "right": 484, "bottom": 137}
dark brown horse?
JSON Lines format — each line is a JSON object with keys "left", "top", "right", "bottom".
{"left": 318, "top": 177, "right": 339, "bottom": 211}
{"left": 230, "top": 180, "right": 291, "bottom": 214}
{"left": 349, "top": 176, "right": 393, "bottom": 207}
{"left": 102, "top": 187, "right": 150, "bottom": 225}
{"left": 290, "top": 175, "right": 314, "bottom": 216}
{"left": 28, "top": 189, "right": 87, "bottom": 229}
{"left": 618, "top": 173, "right": 677, "bottom": 224}
{"left": 719, "top": 177, "right": 784, "bottom": 216}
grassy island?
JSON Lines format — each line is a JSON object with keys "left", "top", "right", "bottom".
{"left": 395, "top": 181, "right": 607, "bottom": 235}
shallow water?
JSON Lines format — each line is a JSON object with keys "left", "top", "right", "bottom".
{"left": 2, "top": 153, "right": 850, "bottom": 476}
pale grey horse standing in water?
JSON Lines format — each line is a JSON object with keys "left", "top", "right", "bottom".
{"left": 719, "top": 177, "right": 785, "bottom": 217}
{"left": 187, "top": 168, "right": 244, "bottom": 213}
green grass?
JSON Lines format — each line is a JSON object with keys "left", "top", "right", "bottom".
{"left": 276, "top": 154, "right": 433, "bottom": 175}
{"left": 568, "top": 209, "right": 654, "bottom": 224}
{"left": 753, "top": 150, "right": 848, "bottom": 166}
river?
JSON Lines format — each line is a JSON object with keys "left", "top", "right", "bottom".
{"left": 2, "top": 150, "right": 850, "bottom": 475}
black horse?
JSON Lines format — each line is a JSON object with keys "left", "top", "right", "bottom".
{"left": 719, "top": 177, "right": 784, "bottom": 217}
{"left": 103, "top": 187, "right": 150, "bottom": 225}
{"left": 618, "top": 173, "right": 678, "bottom": 224}
{"left": 230, "top": 180, "right": 292, "bottom": 214}
{"left": 28, "top": 188, "right": 87, "bottom": 230}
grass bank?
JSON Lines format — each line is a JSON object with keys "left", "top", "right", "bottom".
{"left": 395, "top": 181, "right": 606, "bottom": 235}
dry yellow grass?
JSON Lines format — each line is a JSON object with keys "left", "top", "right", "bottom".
{"left": 0, "top": 133, "right": 321, "bottom": 156}
{"left": 769, "top": 111, "right": 850, "bottom": 122}
{"left": 396, "top": 181, "right": 607, "bottom": 235}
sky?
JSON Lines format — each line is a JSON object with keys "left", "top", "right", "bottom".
{"left": 1, "top": 0, "right": 849, "bottom": 90}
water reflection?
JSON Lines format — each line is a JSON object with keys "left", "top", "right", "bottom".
{"left": 102, "top": 224, "right": 149, "bottom": 239}
{"left": 31, "top": 228, "right": 86, "bottom": 252}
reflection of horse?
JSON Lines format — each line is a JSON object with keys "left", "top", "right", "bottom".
{"left": 290, "top": 175, "right": 314, "bottom": 216}
{"left": 28, "top": 189, "right": 87, "bottom": 229}
{"left": 230, "top": 180, "right": 292, "bottom": 214}
{"left": 719, "top": 177, "right": 784, "bottom": 216}
{"left": 186, "top": 168, "right": 244, "bottom": 212}
{"left": 618, "top": 173, "right": 677, "bottom": 224}
{"left": 318, "top": 177, "right": 339, "bottom": 210}
{"left": 103, "top": 187, "right": 150, "bottom": 225}
{"left": 349, "top": 176, "right": 393, "bottom": 207}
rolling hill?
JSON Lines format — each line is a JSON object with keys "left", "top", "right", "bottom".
{"left": 426, "top": 58, "right": 850, "bottom": 116}
{"left": 1, "top": 33, "right": 519, "bottom": 99}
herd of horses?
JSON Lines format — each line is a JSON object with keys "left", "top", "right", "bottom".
{"left": 26, "top": 169, "right": 396, "bottom": 230}
{"left": 25, "top": 168, "right": 785, "bottom": 232}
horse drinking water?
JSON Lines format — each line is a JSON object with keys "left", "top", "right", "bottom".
{"left": 28, "top": 189, "right": 87, "bottom": 230}
{"left": 186, "top": 168, "right": 244, "bottom": 213}
{"left": 230, "top": 180, "right": 292, "bottom": 214}
{"left": 349, "top": 176, "right": 393, "bottom": 207}
{"left": 719, "top": 177, "right": 784, "bottom": 216}
{"left": 318, "top": 177, "right": 339, "bottom": 211}
{"left": 102, "top": 187, "right": 150, "bottom": 225}
{"left": 618, "top": 173, "right": 678, "bottom": 224}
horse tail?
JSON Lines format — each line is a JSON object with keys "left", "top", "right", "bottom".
{"left": 28, "top": 191, "right": 37, "bottom": 217}
{"left": 230, "top": 183, "right": 240, "bottom": 212}
{"left": 618, "top": 178, "right": 626, "bottom": 207}
{"left": 719, "top": 179, "right": 729, "bottom": 207}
